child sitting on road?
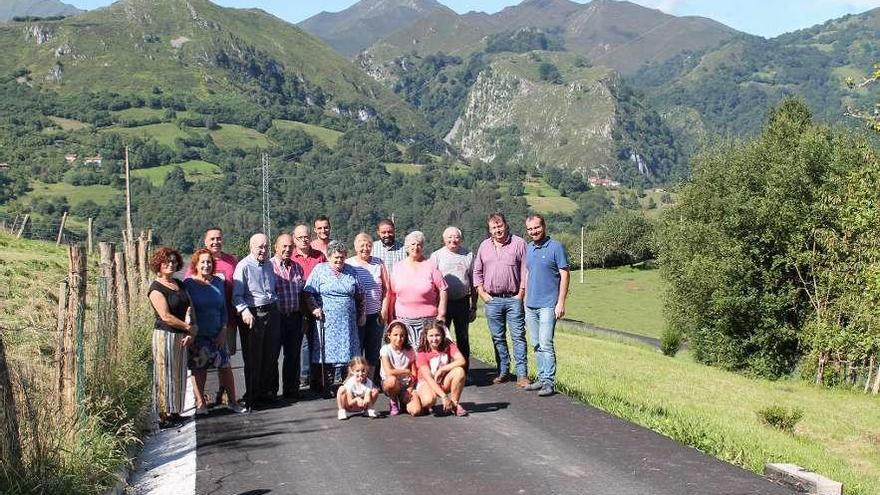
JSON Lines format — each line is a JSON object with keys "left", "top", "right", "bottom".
{"left": 337, "top": 356, "right": 379, "bottom": 420}
{"left": 379, "top": 320, "right": 418, "bottom": 416}
{"left": 409, "top": 321, "right": 468, "bottom": 417}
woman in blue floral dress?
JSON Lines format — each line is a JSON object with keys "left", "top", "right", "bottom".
{"left": 304, "top": 240, "right": 365, "bottom": 394}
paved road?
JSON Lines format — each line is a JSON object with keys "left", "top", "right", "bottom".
{"left": 196, "top": 356, "right": 793, "bottom": 495}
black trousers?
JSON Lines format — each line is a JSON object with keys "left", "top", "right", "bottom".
{"left": 447, "top": 296, "right": 472, "bottom": 371}
{"left": 239, "top": 304, "right": 280, "bottom": 402}
{"left": 274, "top": 311, "right": 303, "bottom": 396}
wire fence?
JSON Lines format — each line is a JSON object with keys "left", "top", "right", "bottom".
{"left": 0, "top": 235, "right": 152, "bottom": 487}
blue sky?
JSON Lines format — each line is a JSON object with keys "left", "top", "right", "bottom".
{"left": 66, "top": 0, "right": 880, "bottom": 38}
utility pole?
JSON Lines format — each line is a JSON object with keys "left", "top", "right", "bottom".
{"left": 261, "top": 152, "right": 271, "bottom": 239}
{"left": 124, "top": 146, "right": 133, "bottom": 243}
{"left": 580, "top": 226, "right": 585, "bottom": 284}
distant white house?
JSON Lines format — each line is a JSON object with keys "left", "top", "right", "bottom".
{"left": 65, "top": 153, "right": 77, "bottom": 163}
{"left": 589, "top": 176, "right": 621, "bottom": 189}
{"left": 0, "top": 163, "right": 9, "bottom": 171}
{"left": 83, "top": 155, "right": 103, "bottom": 165}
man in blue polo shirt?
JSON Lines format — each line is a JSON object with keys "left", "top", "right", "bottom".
{"left": 523, "top": 214, "right": 569, "bottom": 396}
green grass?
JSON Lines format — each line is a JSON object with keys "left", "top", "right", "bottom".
{"left": 524, "top": 178, "right": 578, "bottom": 214}
{"left": 209, "top": 124, "right": 270, "bottom": 150}
{"left": 131, "top": 160, "right": 222, "bottom": 186}
{"left": 467, "top": 320, "right": 880, "bottom": 494}
{"left": 111, "top": 107, "right": 166, "bottom": 121}
{"left": 104, "top": 123, "right": 192, "bottom": 148}
{"left": 25, "top": 180, "right": 121, "bottom": 207}
{"left": 48, "top": 116, "right": 89, "bottom": 130}
{"left": 384, "top": 162, "right": 422, "bottom": 175}
{"left": 0, "top": 232, "right": 153, "bottom": 494}
{"left": 567, "top": 267, "right": 664, "bottom": 338}
{"left": 271, "top": 119, "right": 342, "bottom": 147}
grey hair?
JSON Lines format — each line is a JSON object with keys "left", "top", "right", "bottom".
{"left": 442, "top": 226, "right": 462, "bottom": 238}
{"left": 326, "top": 240, "right": 348, "bottom": 257}
{"left": 404, "top": 231, "right": 426, "bottom": 255}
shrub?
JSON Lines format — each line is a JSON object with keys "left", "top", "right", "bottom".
{"left": 756, "top": 405, "right": 803, "bottom": 433}
{"left": 660, "top": 327, "right": 682, "bottom": 356}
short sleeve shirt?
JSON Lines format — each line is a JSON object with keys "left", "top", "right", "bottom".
{"left": 416, "top": 342, "right": 460, "bottom": 377}
{"left": 525, "top": 237, "right": 569, "bottom": 308}
{"left": 429, "top": 248, "right": 474, "bottom": 300}
{"left": 379, "top": 344, "right": 417, "bottom": 380}
{"left": 390, "top": 260, "right": 448, "bottom": 319}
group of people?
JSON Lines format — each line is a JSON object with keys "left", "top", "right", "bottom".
{"left": 147, "top": 213, "right": 569, "bottom": 427}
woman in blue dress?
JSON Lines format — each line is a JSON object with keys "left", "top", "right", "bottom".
{"left": 304, "top": 240, "right": 365, "bottom": 396}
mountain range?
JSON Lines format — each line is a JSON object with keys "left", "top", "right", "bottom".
{"left": 0, "top": 0, "right": 82, "bottom": 21}
{"left": 0, "top": 0, "right": 427, "bottom": 134}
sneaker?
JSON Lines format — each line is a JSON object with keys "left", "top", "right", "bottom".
{"left": 195, "top": 405, "right": 209, "bottom": 416}
{"left": 538, "top": 384, "right": 555, "bottom": 397}
{"left": 389, "top": 398, "right": 400, "bottom": 416}
{"left": 226, "top": 402, "right": 246, "bottom": 414}
{"left": 366, "top": 408, "right": 378, "bottom": 418}
{"left": 516, "top": 376, "right": 531, "bottom": 388}
{"left": 455, "top": 404, "right": 469, "bottom": 417}
{"left": 337, "top": 409, "right": 349, "bottom": 420}
{"left": 524, "top": 381, "right": 544, "bottom": 391}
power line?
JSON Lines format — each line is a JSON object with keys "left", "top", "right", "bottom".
{"left": 261, "top": 152, "right": 271, "bottom": 240}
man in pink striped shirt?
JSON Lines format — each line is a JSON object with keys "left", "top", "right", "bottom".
{"left": 473, "top": 212, "right": 529, "bottom": 387}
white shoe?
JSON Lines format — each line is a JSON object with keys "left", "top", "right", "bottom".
{"left": 195, "top": 405, "right": 209, "bottom": 416}
{"left": 366, "top": 408, "right": 377, "bottom": 418}
{"left": 227, "top": 403, "right": 246, "bottom": 414}
{"left": 337, "top": 409, "right": 348, "bottom": 420}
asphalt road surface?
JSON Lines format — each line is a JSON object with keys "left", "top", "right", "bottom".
{"left": 196, "top": 354, "right": 794, "bottom": 495}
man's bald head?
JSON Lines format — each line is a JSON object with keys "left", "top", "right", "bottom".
{"left": 275, "top": 233, "right": 293, "bottom": 260}
{"left": 250, "top": 233, "right": 269, "bottom": 261}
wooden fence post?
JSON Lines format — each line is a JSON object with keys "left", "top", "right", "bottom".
{"left": 124, "top": 232, "right": 139, "bottom": 303}
{"left": 16, "top": 214, "right": 28, "bottom": 239}
{"left": 138, "top": 230, "right": 149, "bottom": 289}
{"left": 0, "top": 333, "right": 21, "bottom": 472}
{"left": 115, "top": 251, "right": 129, "bottom": 346}
{"left": 58, "top": 244, "right": 86, "bottom": 420}
{"left": 56, "top": 211, "right": 68, "bottom": 245}
{"left": 98, "top": 242, "right": 118, "bottom": 366}
{"left": 87, "top": 218, "right": 94, "bottom": 254}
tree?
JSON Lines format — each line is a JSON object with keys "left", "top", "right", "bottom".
{"left": 583, "top": 210, "right": 655, "bottom": 268}
{"left": 538, "top": 62, "right": 562, "bottom": 84}
{"left": 659, "top": 98, "right": 878, "bottom": 378}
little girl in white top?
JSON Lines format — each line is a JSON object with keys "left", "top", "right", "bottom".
{"left": 337, "top": 356, "right": 379, "bottom": 420}
{"left": 379, "top": 320, "right": 417, "bottom": 416}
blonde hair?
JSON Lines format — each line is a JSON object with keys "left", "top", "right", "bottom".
{"left": 346, "top": 356, "right": 370, "bottom": 378}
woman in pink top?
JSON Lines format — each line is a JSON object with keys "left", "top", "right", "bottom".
{"left": 389, "top": 231, "right": 448, "bottom": 345}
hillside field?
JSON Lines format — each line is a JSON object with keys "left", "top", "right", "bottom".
{"left": 131, "top": 160, "right": 223, "bottom": 186}
{"left": 567, "top": 266, "right": 664, "bottom": 338}
{"left": 467, "top": 321, "right": 880, "bottom": 494}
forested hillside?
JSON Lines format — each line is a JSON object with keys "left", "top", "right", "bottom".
{"left": 631, "top": 8, "right": 880, "bottom": 138}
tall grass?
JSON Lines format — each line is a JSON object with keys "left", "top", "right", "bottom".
{"left": 1, "top": 308, "right": 152, "bottom": 494}
{"left": 0, "top": 233, "right": 153, "bottom": 494}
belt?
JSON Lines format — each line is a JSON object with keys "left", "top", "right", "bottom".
{"left": 488, "top": 292, "right": 517, "bottom": 298}
{"left": 251, "top": 302, "right": 277, "bottom": 311}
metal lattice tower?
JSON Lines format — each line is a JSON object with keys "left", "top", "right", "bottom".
{"left": 261, "top": 152, "right": 271, "bottom": 240}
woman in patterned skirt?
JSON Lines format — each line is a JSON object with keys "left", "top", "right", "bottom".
{"left": 304, "top": 240, "right": 365, "bottom": 396}
{"left": 147, "top": 247, "right": 196, "bottom": 428}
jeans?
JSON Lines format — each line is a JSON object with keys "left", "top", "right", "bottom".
{"left": 359, "top": 313, "right": 383, "bottom": 381}
{"left": 484, "top": 296, "right": 527, "bottom": 377}
{"left": 275, "top": 311, "right": 303, "bottom": 396}
{"left": 446, "top": 297, "right": 472, "bottom": 371}
{"left": 525, "top": 306, "right": 557, "bottom": 387}
{"left": 239, "top": 304, "right": 280, "bottom": 401}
